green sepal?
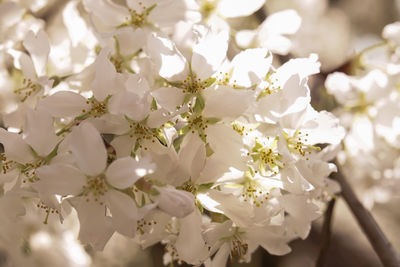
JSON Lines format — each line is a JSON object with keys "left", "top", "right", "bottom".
{"left": 203, "top": 77, "right": 216, "bottom": 87}
{"left": 193, "top": 95, "right": 205, "bottom": 113}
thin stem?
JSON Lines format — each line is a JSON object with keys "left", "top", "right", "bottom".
{"left": 315, "top": 198, "right": 336, "bottom": 267}
{"left": 331, "top": 167, "right": 400, "bottom": 267}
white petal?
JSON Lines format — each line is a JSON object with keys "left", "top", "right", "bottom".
{"left": 235, "top": 30, "right": 257, "bottom": 48}
{"left": 203, "top": 86, "right": 253, "bottom": 119}
{"left": 82, "top": 0, "right": 129, "bottom": 27}
{"left": 105, "top": 189, "right": 139, "bottom": 237}
{"left": 146, "top": 33, "right": 188, "bottom": 81}
{"left": 8, "top": 49, "right": 36, "bottom": 80}
{"left": 230, "top": 48, "right": 271, "bottom": 87}
{"left": 383, "top": 21, "right": 400, "bottom": 45}
{"left": 0, "top": 128, "right": 34, "bottom": 163}
{"left": 325, "top": 72, "right": 355, "bottom": 105}
{"left": 106, "top": 157, "right": 155, "bottom": 189}
{"left": 38, "top": 91, "right": 87, "bottom": 118}
{"left": 273, "top": 54, "right": 320, "bottom": 87}
{"left": 151, "top": 87, "right": 184, "bottom": 112}
{"left": 256, "top": 75, "right": 309, "bottom": 121}
{"left": 110, "top": 135, "right": 135, "bottom": 158}
{"left": 62, "top": 1, "right": 88, "bottom": 47}
{"left": 24, "top": 108, "right": 59, "bottom": 157}
{"left": 69, "top": 197, "right": 114, "bottom": 250}
{"left": 218, "top": 0, "right": 265, "bottom": 18}
{"left": 299, "top": 108, "right": 345, "bottom": 145}
{"left": 114, "top": 27, "right": 146, "bottom": 56}
{"left": 191, "top": 31, "right": 228, "bottom": 80}
{"left": 91, "top": 48, "right": 120, "bottom": 101}
{"left": 0, "top": 2, "right": 25, "bottom": 30}
{"left": 23, "top": 30, "right": 50, "bottom": 77}
{"left": 88, "top": 114, "right": 130, "bottom": 135}
{"left": 175, "top": 210, "right": 209, "bottom": 264}
{"left": 245, "top": 226, "right": 292, "bottom": 255}
{"left": 35, "top": 163, "right": 86, "bottom": 195}
{"left": 108, "top": 90, "right": 146, "bottom": 121}
{"left": 260, "top": 9, "right": 301, "bottom": 35}
{"left": 201, "top": 189, "right": 254, "bottom": 227}
{"left": 210, "top": 242, "right": 230, "bottom": 267}
{"left": 69, "top": 123, "right": 107, "bottom": 176}
{"left": 178, "top": 132, "right": 206, "bottom": 179}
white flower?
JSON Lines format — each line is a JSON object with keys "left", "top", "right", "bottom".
{"left": 35, "top": 123, "right": 156, "bottom": 248}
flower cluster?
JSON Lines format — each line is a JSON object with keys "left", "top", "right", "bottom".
{"left": 0, "top": 0, "right": 345, "bottom": 266}
{"left": 325, "top": 22, "right": 400, "bottom": 208}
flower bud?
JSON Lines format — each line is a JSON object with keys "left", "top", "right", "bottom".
{"left": 155, "top": 186, "right": 195, "bottom": 218}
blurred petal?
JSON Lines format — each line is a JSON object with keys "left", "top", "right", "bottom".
{"left": 23, "top": 30, "right": 50, "bottom": 77}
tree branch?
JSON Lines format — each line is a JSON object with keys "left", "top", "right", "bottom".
{"left": 331, "top": 167, "right": 400, "bottom": 267}
{"left": 315, "top": 198, "right": 336, "bottom": 267}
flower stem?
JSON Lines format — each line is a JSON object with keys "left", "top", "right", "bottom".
{"left": 331, "top": 166, "right": 400, "bottom": 267}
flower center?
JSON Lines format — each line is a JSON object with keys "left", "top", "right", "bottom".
{"left": 82, "top": 98, "right": 108, "bottom": 118}
{"left": 14, "top": 78, "right": 42, "bottom": 102}
{"left": 136, "top": 218, "right": 157, "bottom": 235}
{"left": 21, "top": 159, "right": 45, "bottom": 183}
{"left": 82, "top": 175, "right": 108, "bottom": 204}
{"left": 0, "top": 153, "right": 15, "bottom": 175}
{"left": 128, "top": 122, "right": 158, "bottom": 151}
{"left": 200, "top": 0, "right": 216, "bottom": 18}
{"left": 249, "top": 138, "right": 284, "bottom": 176}
{"left": 257, "top": 74, "right": 281, "bottom": 100}
{"left": 123, "top": 3, "right": 157, "bottom": 28}
{"left": 230, "top": 237, "right": 249, "bottom": 262}
{"left": 284, "top": 130, "right": 320, "bottom": 159}
{"left": 240, "top": 174, "right": 271, "bottom": 207}
{"left": 37, "top": 201, "right": 60, "bottom": 224}
{"left": 182, "top": 74, "right": 208, "bottom": 94}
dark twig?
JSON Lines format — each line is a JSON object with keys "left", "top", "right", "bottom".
{"left": 331, "top": 167, "right": 400, "bottom": 267}
{"left": 315, "top": 198, "right": 336, "bottom": 267}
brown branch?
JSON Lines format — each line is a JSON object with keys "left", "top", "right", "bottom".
{"left": 315, "top": 198, "right": 336, "bottom": 267}
{"left": 331, "top": 167, "right": 400, "bottom": 267}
